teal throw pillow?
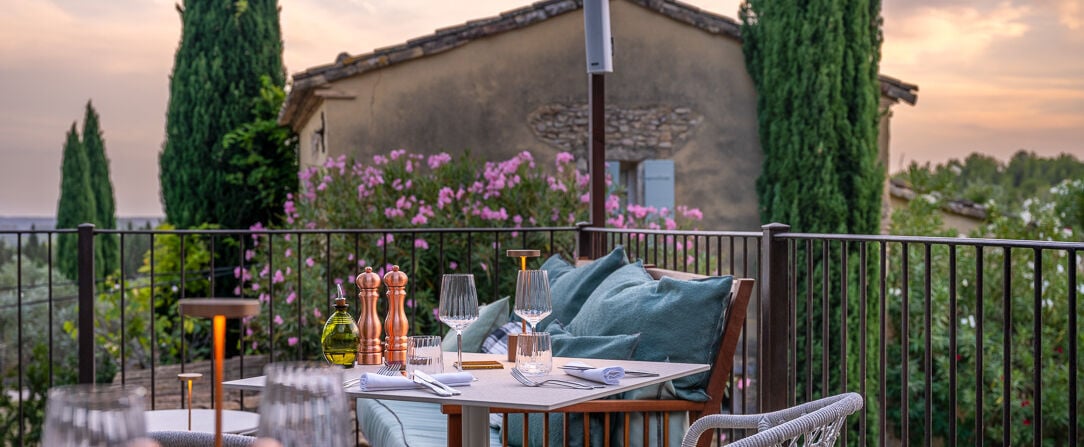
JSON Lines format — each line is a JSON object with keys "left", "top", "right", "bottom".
{"left": 566, "top": 262, "right": 733, "bottom": 402}
{"left": 525, "top": 246, "right": 628, "bottom": 331}
{"left": 504, "top": 324, "right": 640, "bottom": 447}
{"left": 441, "top": 296, "right": 510, "bottom": 353}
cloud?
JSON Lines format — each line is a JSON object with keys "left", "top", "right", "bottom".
{"left": 1052, "top": 0, "right": 1082, "bottom": 29}
{"left": 883, "top": 2, "right": 1030, "bottom": 66}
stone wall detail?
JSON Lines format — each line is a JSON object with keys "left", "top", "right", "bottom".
{"left": 527, "top": 103, "right": 702, "bottom": 162}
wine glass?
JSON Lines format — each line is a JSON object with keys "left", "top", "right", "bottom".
{"left": 257, "top": 362, "right": 351, "bottom": 447}
{"left": 514, "top": 269, "right": 552, "bottom": 332}
{"left": 438, "top": 274, "right": 479, "bottom": 371}
{"left": 42, "top": 384, "right": 149, "bottom": 447}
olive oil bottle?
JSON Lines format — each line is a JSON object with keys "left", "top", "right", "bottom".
{"left": 321, "top": 284, "right": 360, "bottom": 367}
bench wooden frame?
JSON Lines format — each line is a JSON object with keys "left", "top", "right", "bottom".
{"left": 442, "top": 266, "right": 755, "bottom": 447}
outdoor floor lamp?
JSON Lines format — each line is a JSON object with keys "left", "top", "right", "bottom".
{"left": 178, "top": 298, "right": 260, "bottom": 447}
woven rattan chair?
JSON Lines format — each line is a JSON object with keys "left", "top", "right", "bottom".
{"left": 680, "top": 393, "right": 864, "bottom": 447}
{"left": 147, "top": 430, "right": 257, "bottom": 447}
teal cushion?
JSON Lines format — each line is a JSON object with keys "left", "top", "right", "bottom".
{"left": 504, "top": 325, "right": 640, "bottom": 447}
{"left": 529, "top": 246, "right": 628, "bottom": 331}
{"left": 566, "top": 262, "right": 733, "bottom": 402}
{"left": 357, "top": 398, "right": 501, "bottom": 447}
{"left": 442, "top": 296, "right": 510, "bottom": 353}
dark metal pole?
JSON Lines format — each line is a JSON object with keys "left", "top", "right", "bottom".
{"left": 760, "top": 222, "right": 791, "bottom": 411}
{"left": 78, "top": 223, "right": 96, "bottom": 384}
{"left": 588, "top": 73, "right": 605, "bottom": 259}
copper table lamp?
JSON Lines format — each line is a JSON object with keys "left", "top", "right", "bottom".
{"left": 178, "top": 298, "right": 260, "bottom": 447}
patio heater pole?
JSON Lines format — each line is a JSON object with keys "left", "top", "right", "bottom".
{"left": 585, "top": 0, "right": 613, "bottom": 258}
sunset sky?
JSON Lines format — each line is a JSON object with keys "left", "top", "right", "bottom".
{"left": 1, "top": 0, "right": 1081, "bottom": 217}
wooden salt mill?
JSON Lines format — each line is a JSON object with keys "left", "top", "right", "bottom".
{"left": 383, "top": 265, "right": 410, "bottom": 363}
{"left": 354, "top": 267, "right": 383, "bottom": 365}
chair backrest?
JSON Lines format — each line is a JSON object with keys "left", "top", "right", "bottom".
{"left": 147, "top": 430, "right": 257, "bottom": 447}
{"left": 682, "top": 392, "right": 865, "bottom": 447}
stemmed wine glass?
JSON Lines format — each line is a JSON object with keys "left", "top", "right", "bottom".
{"left": 514, "top": 269, "right": 552, "bottom": 332}
{"left": 438, "top": 274, "right": 480, "bottom": 371}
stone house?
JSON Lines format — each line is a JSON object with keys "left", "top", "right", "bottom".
{"left": 278, "top": 0, "right": 918, "bottom": 231}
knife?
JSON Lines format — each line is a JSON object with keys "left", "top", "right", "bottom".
{"left": 414, "top": 370, "right": 462, "bottom": 395}
{"left": 559, "top": 365, "right": 660, "bottom": 378}
{"left": 411, "top": 373, "right": 453, "bottom": 396}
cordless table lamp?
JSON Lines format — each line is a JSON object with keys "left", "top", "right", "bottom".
{"left": 178, "top": 298, "right": 260, "bottom": 447}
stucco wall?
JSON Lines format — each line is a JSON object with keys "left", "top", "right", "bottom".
{"left": 299, "top": 0, "right": 762, "bottom": 231}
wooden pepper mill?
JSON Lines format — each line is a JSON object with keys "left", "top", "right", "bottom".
{"left": 354, "top": 267, "right": 383, "bottom": 365}
{"left": 383, "top": 265, "right": 410, "bottom": 363}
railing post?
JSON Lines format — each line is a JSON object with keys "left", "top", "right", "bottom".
{"left": 576, "top": 222, "right": 596, "bottom": 260}
{"left": 78, "top": 223, "right": 96, "bottom": 384}
{"left": 760, "top": 223, "right": 791, "bottom": 412}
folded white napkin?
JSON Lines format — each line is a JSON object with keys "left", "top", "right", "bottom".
{"left": 357, "top": 372, "right": 474, "bottom": 391}
{"left": 562, "top": 361, "right": 625, "bottom": 385}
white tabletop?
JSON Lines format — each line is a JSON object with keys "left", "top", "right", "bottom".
{"left": 224, "top": 352, "right": 708, "bottom": 446}
{"left": 145, "top": 409, "right": 260, "bottom": 434}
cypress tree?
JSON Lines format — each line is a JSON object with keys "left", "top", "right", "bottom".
{"left": 160, "top": 0, "right": 285, "bottom": 229}
{"left": 82, "top": 101, "right": 119, "bottom": 277}
{"left": 740, "top": 0, "right": 884, "bottom": 234}
{"left": 56, "top": 123, "right": 96, "bottom": 279}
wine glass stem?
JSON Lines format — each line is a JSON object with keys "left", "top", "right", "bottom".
{"left": 456, "top": 331, "right": 464, "bottom": 371}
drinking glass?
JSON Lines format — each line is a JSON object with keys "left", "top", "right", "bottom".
{"left": 438, "top": 274, "right": 479, "bottom": 371}
{"left": 405, "top": 335, "right": 444, "bottom": 378}
{"left": 42, "top": 384, "right": 148, "bottom": 447}
{"left": 515, "top": 332, "right": 552, "bottom": 376}
{"left": 257, "top": 362, "right": 351, "bottom": 447}
{"left": 514, "top": 269, "right": 552, "bottom": 332}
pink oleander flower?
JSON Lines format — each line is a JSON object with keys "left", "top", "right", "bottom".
{"left": 284, "top": 248, "right": 292, "bottom": 258}
{"left": 390, "top": 149, "right": 406, "bottom": 160}
{"left": 286, "top": 291, "right": 297, "bottom": 304}
{"left": 414, "top": 238, "right": 429, "bottom": 249}
{"left": 259, "top": 293, "right": 269, "bottom": 303}
{"left": 306, "top": 257, "right": 315, "bottom": 267}
{"left": 260, "top": 264, "right": 270, "bottom": 277}
{"left": 287, "top": 337, "right": 299, "bottom": 346}
{"left": 449, "top": 261, "right": 458, "bottom": 270}
{"left": 556, "top": 152, "right": 574, "bottom": 165}
{"left": 251, "top": 283, "right": 260, "bottom": 291}
{"left": 428, "top": 153, "right": 452, "bottom": 169}
{"left": 665, "top": 218, "right": 677, "bottom": 230}
{"left": 437, "top": 187, "right": 455, "bottom": 209}
{"left": 273, "top": 315, "right": 284, "bottom": 325}
{"left": 251, "top": 341, "right": 258, "bottom": 351}
{"left": 313, "top": 307, "right": 323, "bottom": 319}
{"left": 234, "top": 286, "right": 242, "bottom": 296}
{"left": 580, "top": 193, "right": 590, "bottom": 204}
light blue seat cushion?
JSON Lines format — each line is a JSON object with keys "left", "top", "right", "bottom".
{"left": 357, "top": 398, "right": 501, "bottom": 447}
{"left": 529, "top": 246, "right": 629, "bottom": 331}
{"left": 442, "top": 296, "right": 511, "bottom": 353}
{"left": 566, "top": 261, "right": 733, "bottom": 402}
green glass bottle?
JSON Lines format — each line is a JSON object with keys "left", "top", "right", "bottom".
{"left": 321, "top": 284, "right": 360, "bottom": 368}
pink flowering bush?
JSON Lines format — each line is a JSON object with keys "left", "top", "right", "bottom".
{"left": 240, "top": 150, "right": 702, "bottom": 356}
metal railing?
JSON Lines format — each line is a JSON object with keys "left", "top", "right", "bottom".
{"left": 2, "top": 223, "right": 1081, "bottom": 446}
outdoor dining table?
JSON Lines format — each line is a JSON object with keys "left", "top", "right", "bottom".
{"left": 223, "top": 352, "right": 709, "bottom": 446}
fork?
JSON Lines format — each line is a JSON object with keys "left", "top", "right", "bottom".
{"left": 510, "top": 368, "right": 603, "bottom": 389}
{"left": 376, "top": 361, "right": 403, "bottom": 376}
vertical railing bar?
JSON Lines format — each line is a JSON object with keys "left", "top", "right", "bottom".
{"left": 840, "top": 240, "right": 849, "bottom": 447}
{"left": 296, "top": 233, "right": 303, "bottom": 360}
{"left": 682, "top": 234, "right": 689, "bottom": 271}
{"left": 49, "top": 233, "right": 56, "bottom": 388}
{"left": 493, "top": 232, "right": 500, "bottom": 302}
{"left": 326, "top": 232, "right": 332, "bottom": 311}
{"left": 354, "top": 233, "right": 361, "bottom": 311}
{"left": 948, "top": 245, "right": 958, "bottom": 445}
{"left": 209, "top": 234, "right": 217, "bottom": 294}
{"left": 1002, "top": 247, "right": 1011, "bottom": 444}
{"left": 790, "top": 239, "right": 798, "bottom": 407}
{"left": 16, "top": 234, "right": 24, "bottom": 444}
{"left": 467, "top": 232, "right": 473, "bottom": 275}
{"left": 1033, "top": 248, "right": 1042, "bottom": 445}
{"left": 879, "top": 241, "right": 888, "bottom": 447}
{"left": 901, "top": 242, "right": 909, "bottom": 445}
{"left": 924, "top": 243, "right": 932, "bottom": 447}
{"left": 716, "top": 236, "right": 723, "bottom": 277}
{"left": 693, "top": 235, "right": 699, "bottom": 275}
{"left": 859, "top": 241, "right": 868, "bottom": 445}
{"left": 238, "top": 232, "right": 246, "bottom": 410}
{"left": 975, "top": 246, "right": 984, "bottom": 447}
{"left": 729, "top": 236, "right": 735, "bottom": 277}
{"left": 821, "top": 240, "right": 829, "bottom": 398}
{"left": 268, "top": 234, "right": 275, "bottom": 362}
{"left": 411, "top": 231, "right": 419, "bottom": 331}
{"left": 180, "top": 234, "right": 187, "bottom": 392}
{"left": 439, "top": 232, "right": 446, "bottom": 277}
{"left": 149, "top": 232, "right": 157, "bottom": 409}
{"left": 805, "top": 239, "right": 813, "bottom": 404}
{"left": 1068, "top": 248, "right": 1077, "bottom": 445}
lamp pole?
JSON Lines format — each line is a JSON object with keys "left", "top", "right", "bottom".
{"left": 589, "top": 73, "right": 605, "bottom": 230}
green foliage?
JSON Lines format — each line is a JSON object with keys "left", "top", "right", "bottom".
{"left": 161, "top": 0, "right": 285, "bottom": 229}
{"left": 238, "top": 150, "right": 704, "bottom": 358}
{"left": 894, "top": 151, "right": 1084, "bottom": 217}
{"left": 221, "top": 75, "right": 299, "bottom": 228}
{"left": 82, "top": 101, "right": 120, "bottom": 277}
{"left": 886, "top": 185, "right": 1084, "bottom": 445}
{"left": 740, "top": 0, "right": 885, "bottom": 235}
{"left": 55, "top": 123, "right": 95, "bottom": 279}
